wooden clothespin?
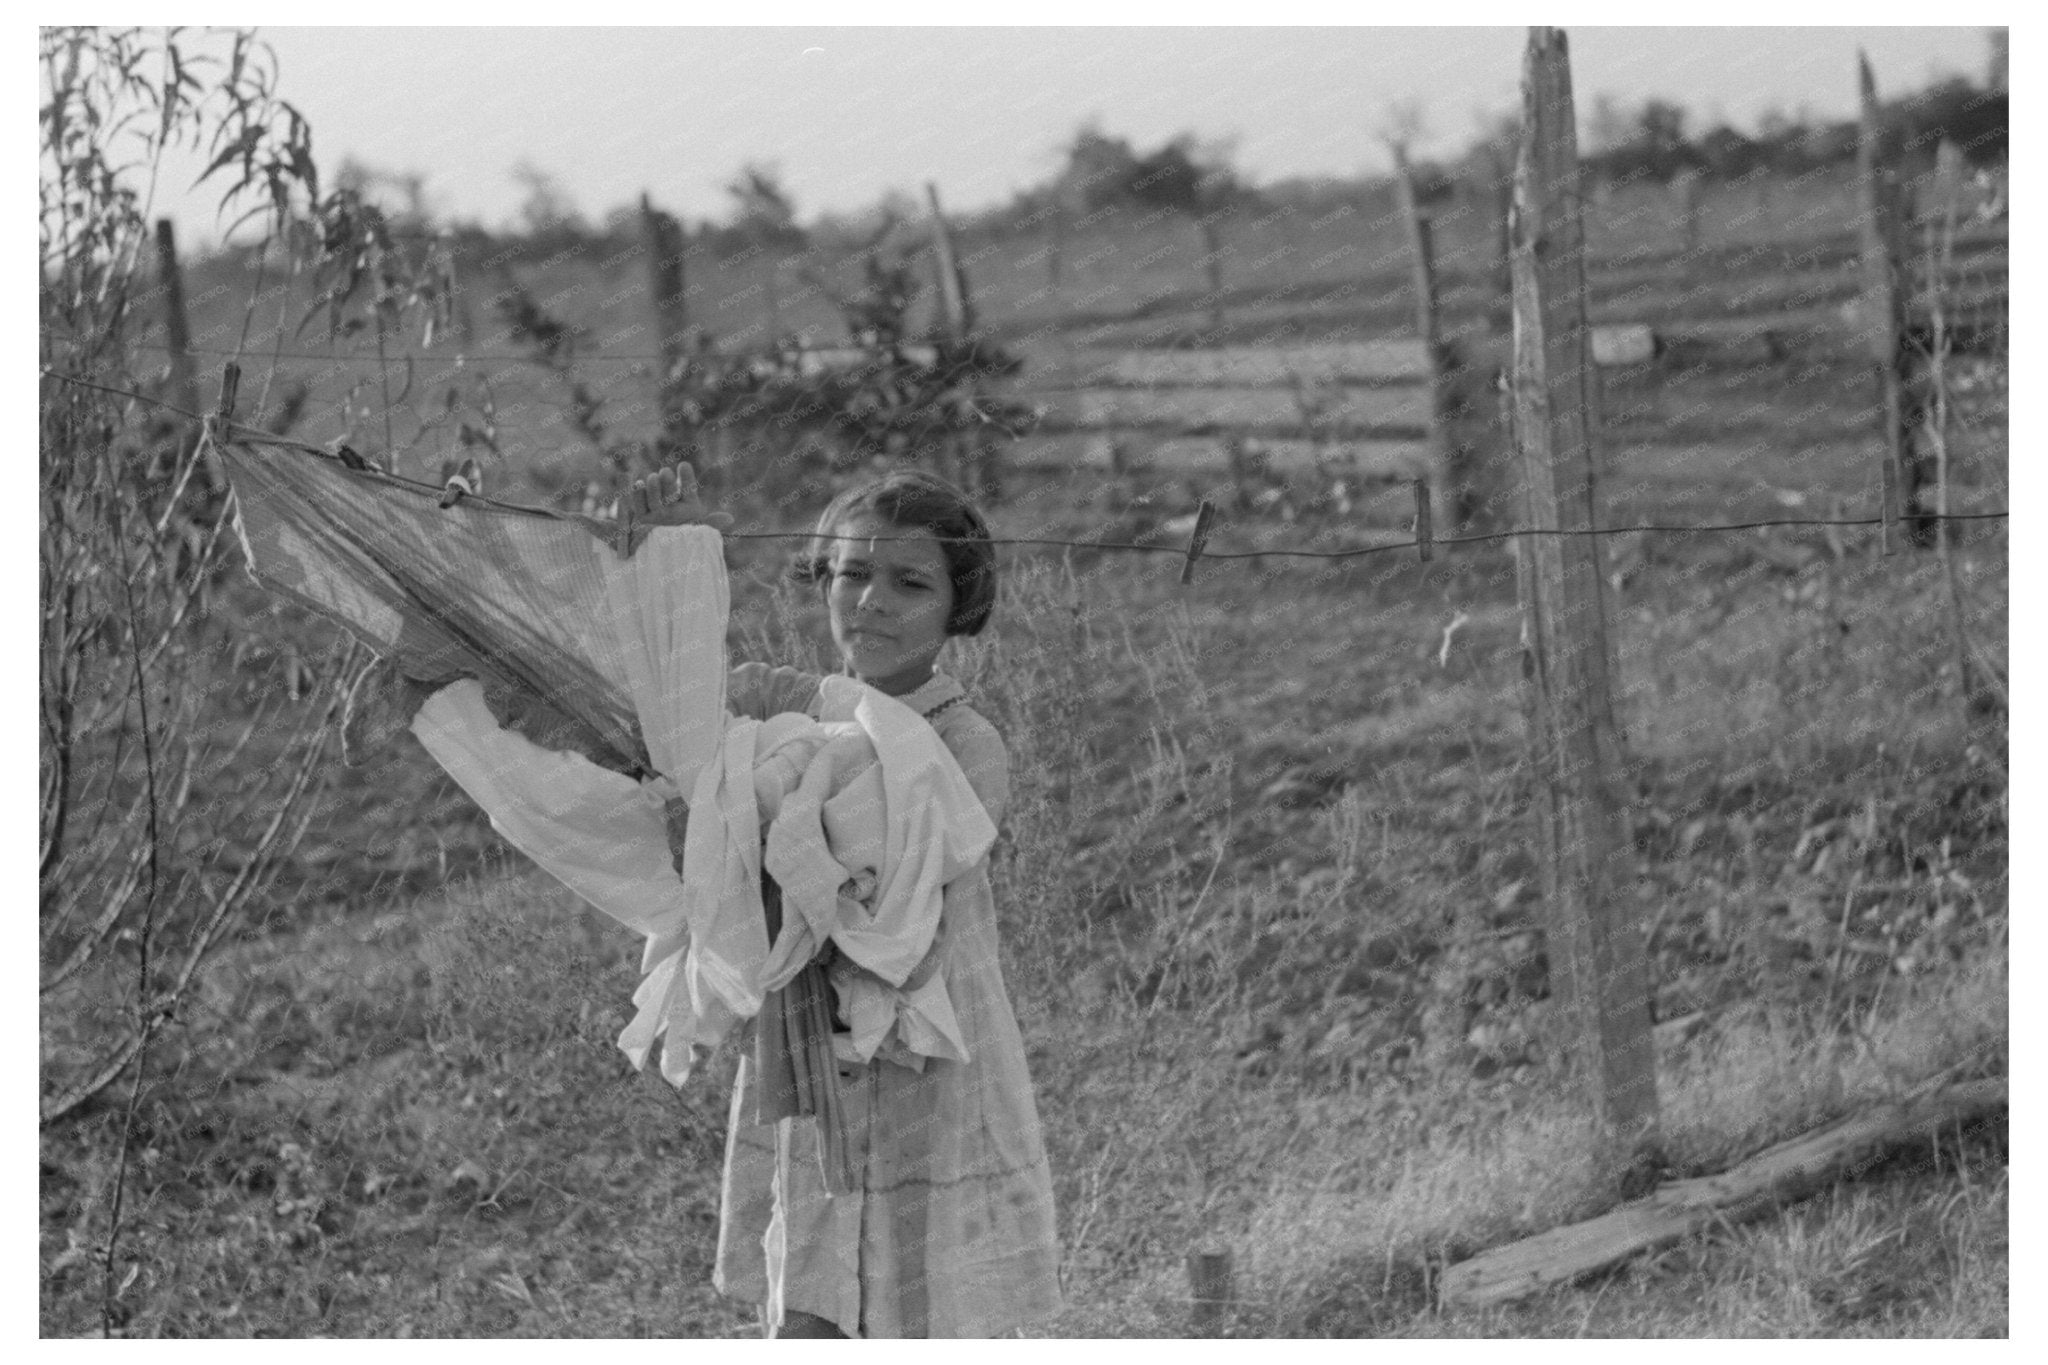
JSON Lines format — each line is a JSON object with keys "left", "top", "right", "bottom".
{"left": 1879, "top": 457, "right": 1898, "bottom": 556}
{"left": 439, "top": 456, "right": 483, "bottom": 509}
{"left": 1178, "top": 499, "right": 1217, "bottom": 586}
{"left": 212, "top": 361, "right": 240, "bottom": 437}
{"left": 1413, "top": 478, "right": 1434, "bottom": 563}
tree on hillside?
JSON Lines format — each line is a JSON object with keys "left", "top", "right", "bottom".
{"left": 1051, "top": 124, "right": 1248, "bottom": 218}
{"left": 1590, "top": 97, "right": 1702, "bottom": 183}
{"left": 722, "top": 161, "right": 807, "bottom": 253}
{"left": 1055, "top": 124, "right": 1141, "bottom": 213}
{"left": 511, "top": 159, "right": 589, "bottom": 238}
{"left": 1695, "top": 124, "right": 1765, "bottom": 181}
{"left": 1045, "top": 124, "right": 1253, "bottom": 316}
{"left": 1587, "top": 93, "right": 1631, "bottom": 157}
{"left": 336, "top": 158, "right": 432, "bottom": 228}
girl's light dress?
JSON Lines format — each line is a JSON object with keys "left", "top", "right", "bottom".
{"left": 713, "top": 663, "right": 1062, "bottom": 1339}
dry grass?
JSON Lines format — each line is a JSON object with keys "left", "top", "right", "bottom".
{"left": 43, "top": 210, "right": 2008, "bottom": 1335}
{"left": 41, "top": 500, "right": 2006, "bottom": 1336}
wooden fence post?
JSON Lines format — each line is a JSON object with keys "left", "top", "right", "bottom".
{"left": 927, "top": 182, "right": 975, "bottom": 340}
{"left": 1393, "top": 149, "right": 1478, "bottom": 530}
{"left": 1198, "top": 212, "right": 1226, "bottom": 330}
{"left": 1186, "top": 1247, "right": 1233, "bottom": 1334}
{"left": 1925, "top": 138, "right": 1965, "bottom": 555}
{"left": 152, "top": 218, "right": 227, "bottom": 501}
{"left": 1670, "top": 167, "right": 1704, "bottom": 259}
{"left": 1507, "top": 27, "right": 1659, "bottom": 1177}
{"left": 926, "top": 183, "right": 999, "bottom": 501}
{"left": 640, "top": 193, "right": 693, "bottom": 474}
{"left": 154, "top": 219, "right": 202, "bottom": 425}
{"left": 1857, "top": 53, "right": 1931, "bottom": 548}
{"left": 1047, "top": 201, "right": 1065, "bottom": 297}
{"left": 1487, "top": 143, "right": 1515, "bottom": 315}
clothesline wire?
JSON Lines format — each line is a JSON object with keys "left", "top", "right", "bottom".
{"left": 41, "top": 365, "right": 2011, "bottom": 565}
{"left": 45, "top": 325, "right": 810, "bottom": 366}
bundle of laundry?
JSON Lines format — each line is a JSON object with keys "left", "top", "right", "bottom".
{"left": 219, "top": 440, "right": 994, "bottom": 1177}
{"left": 411, "top": 655, "right": 997, "bottom": 1088}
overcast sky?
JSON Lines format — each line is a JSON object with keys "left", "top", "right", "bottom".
{"left": 138, "top": 23, "right": 1999, "bottom": 246}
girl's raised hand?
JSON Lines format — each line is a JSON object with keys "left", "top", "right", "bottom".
{"left": 581, "top": 461, "right": 733, "bottom": 557}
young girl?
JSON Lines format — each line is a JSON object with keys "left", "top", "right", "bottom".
{"left": 631, "top": 465, "right": 1061, "bottom": 1339}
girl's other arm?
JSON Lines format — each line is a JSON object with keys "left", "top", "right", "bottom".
{"left": 943, "top": 711, "right": 1011, "bottom": 830}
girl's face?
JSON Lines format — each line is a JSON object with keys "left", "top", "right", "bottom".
{"left": 822, "top": 512, "right": 955, "bottom": 697}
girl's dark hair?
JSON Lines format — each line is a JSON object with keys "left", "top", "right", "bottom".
{"left": 793, "top": 470, "right": 998, "bottom": 637}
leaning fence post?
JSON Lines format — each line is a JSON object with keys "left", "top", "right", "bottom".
{"left": 1507, "top": 27, "right": 1660, "bottom": 1181}
{"left": 1857, "top": 53, "right": 1930, "bottom": 548}
{"left": 1393, "top": 148, "right": 1478, "bottom": 529}
{"left": 640, "top": 193, "right": 692, "bottom": 473}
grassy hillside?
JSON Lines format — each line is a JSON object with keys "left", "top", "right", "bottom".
{"left": 42, "top": 162, "right": 2007, "bottom": 1337}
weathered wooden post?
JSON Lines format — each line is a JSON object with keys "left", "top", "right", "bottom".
{"left": 1047, "top": 199, "right": 1066, "bottom": 297}
{"left": 640, "top": 193, "right": 693, "bottom": 473}
{"left": 1392, "top": 147, "right": 1479, "bottom": 530}
{"left": 1186, "top": 1247, "right": 1233, "bottom": 1334}
{"left": 1507, "top": 27, "right": 1659, "bottom": 1179}
{"left": 1486, "top": 142, "right": 1515, "bottom": 315}
{"left": 1924, "top": 139, "right": 1963, "bottom": 554}
{"left": 927, "top": 182, "right": 975, "bottom": 340}
{"left": 1857, "top": 53, "right": 1931, "bottom": 549}
{"left": 154, "top": 219, "right": 202, "bottom": 424}
{"left": 1921, "top": 139, "right": 2005, "bottom": 720}
{"left": 926, "top": 182, "right": 999, "bottom": 501}
{"left": 1670, "top": 166, "right": 1704, "bottom": 259}
{"left": 152, "top": 218, "right": 228, "bottom": 502}
{"left": 1198, "top": 212, "right": 1227, "bottom": 330}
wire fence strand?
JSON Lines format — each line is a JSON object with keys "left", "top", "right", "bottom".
{"left": 42, "top": 365, "right": 2010, "bottom": 566}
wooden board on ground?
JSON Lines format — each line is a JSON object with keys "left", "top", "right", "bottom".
{"left": 1438, "top": 1077, "right": 2007, "bottom": 1309}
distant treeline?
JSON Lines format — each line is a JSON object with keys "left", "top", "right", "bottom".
{"left": 1580, "top": 77, "right": 2007, "bottom": 187}
{"left": 942, "top": 73, "right": 2007, "bottom": 245}
{"left": 296, "top": 64, "right": 2009, "bottom": 266}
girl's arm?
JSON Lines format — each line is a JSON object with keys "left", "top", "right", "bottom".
{"left": 596, "top": 461, "right": 819, "bottom": 725}
{"left": 940, "top": 709, "right": 1011, "bottom": 831}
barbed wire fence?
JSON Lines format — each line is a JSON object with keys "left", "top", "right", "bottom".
{"left": 36, "top": 366, "right": 2013, "bottom": 572}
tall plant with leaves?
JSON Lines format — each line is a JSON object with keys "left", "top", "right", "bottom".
{"left": 39, "top": 27, "right": 453, "bottom": 1140}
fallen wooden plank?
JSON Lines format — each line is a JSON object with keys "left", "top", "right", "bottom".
{"left": 1031, "top": 382, "right": 1431, "bottom": 436}
{"left": 1438, "top": 1077, "right": 2006, "bottom": 1310}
